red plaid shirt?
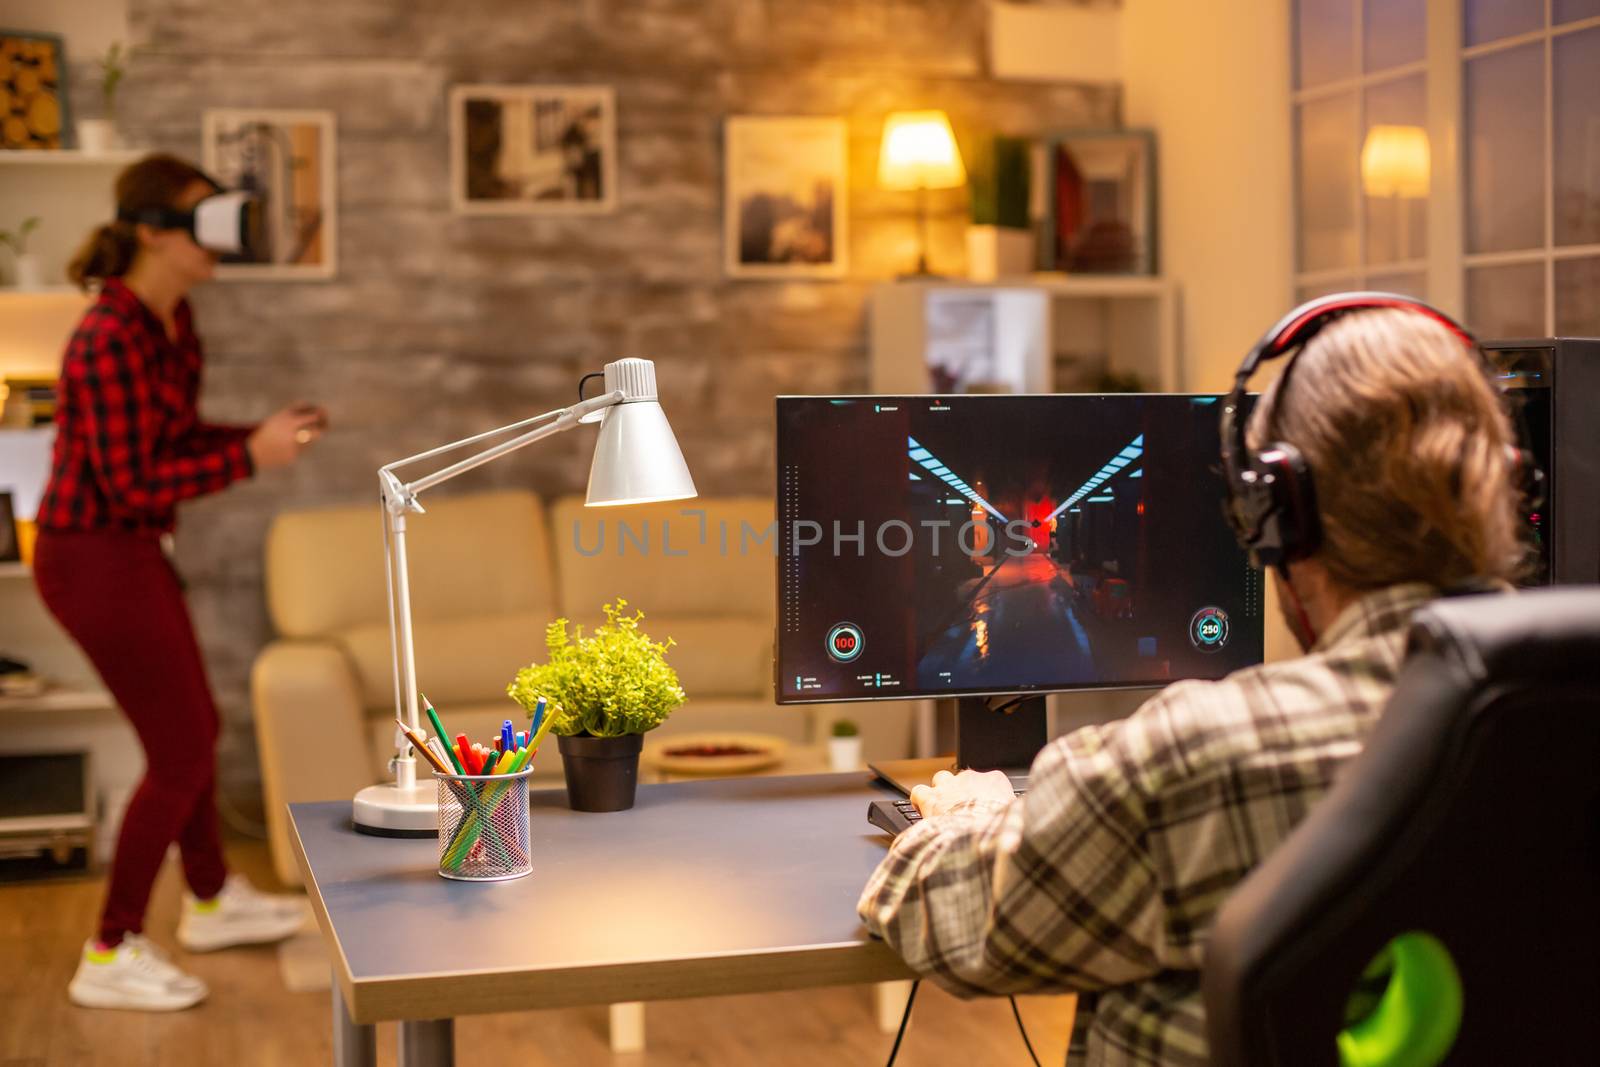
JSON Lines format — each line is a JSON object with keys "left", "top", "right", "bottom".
{"left": 37, "top": 278, "right": 255, "bottom": 535}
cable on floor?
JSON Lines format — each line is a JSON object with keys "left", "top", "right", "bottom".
{"left": 884, "top": 980, "right": 921, "bottom": 1067}
{"left": 1010, "top": 995, "right": 1043, "bottom": 1067}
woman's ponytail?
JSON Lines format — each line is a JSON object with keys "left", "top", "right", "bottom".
{"left": 67, "top": 153, "right": 215, "bottom": 292}
{"left": 67, "top": 221, "right": 139, "bottom": 291}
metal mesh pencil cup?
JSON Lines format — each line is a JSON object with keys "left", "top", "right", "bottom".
{"left": 435, "top": 767, "right": 534, "bottom": 882}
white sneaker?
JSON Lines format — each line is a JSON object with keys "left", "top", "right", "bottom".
{"left": 176, "top": 874, "right": 308, "bottom": 953}
{"left": 68, "top": 934, "right": 209, "bottom": 1011}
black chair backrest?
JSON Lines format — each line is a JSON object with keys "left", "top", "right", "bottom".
{"left": 1202, "top": 588, "right": 1600, "bottom": 1066}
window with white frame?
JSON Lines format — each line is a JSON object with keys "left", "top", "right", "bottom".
{"left": 1292, "top": 0, "right": 1430, "bottom": 303}
{"left": 1463, "top": 0, "right": 1600, "bottom": 338}
{"left": 1292, "top": 0, "right": 1600, "bottom": 339}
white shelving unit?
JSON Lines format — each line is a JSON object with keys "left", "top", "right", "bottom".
{"left": 870, "top": 274, "right": 1183, "bottom": 395}
{"left": 0, "top": 149, "right": 145, "bottom": 167}
{"left": 0, "top": 552, "right": 132, "bottom": 865}
{"left": 0, "top": 412, "right": 135, "bottom": 865}
{"left": 0, "top": 149, "right": 141, "bottom": 293}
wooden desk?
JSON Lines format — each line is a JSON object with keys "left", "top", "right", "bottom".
{"left": 289, "top": 772, "right": 915, "bottom": 1067}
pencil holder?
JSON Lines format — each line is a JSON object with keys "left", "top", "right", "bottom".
{"left": 435, "top": 767, "right": 534, "bottom": 882}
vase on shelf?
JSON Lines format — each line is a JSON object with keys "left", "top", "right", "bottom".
{"left": 827, "top": 735, "right": 863, "bottom": 772}
{"left": 11, "top": 253, "right": 43, "bottom": 290}
{"left": 966, "top": 225, "right": 1034, "bottom": 282}
{"left": 75, "top": 119, "right": 119, "bottom": 155}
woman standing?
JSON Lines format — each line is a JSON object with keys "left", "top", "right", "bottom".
{"left": 35, "top": 154, "right": 326, "bottom": 1011}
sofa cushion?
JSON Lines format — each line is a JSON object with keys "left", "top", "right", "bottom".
{"left": 577, "top": 614, "right": 773, "bottom": 700}
{"left": 267, "top": 489, "right": 556, "bottom": 638}
{"left": 549, "top": 495, "right": 776, "bottom": 622}
{"left": 338, "top": 611, "right": 548, "bottom": 710}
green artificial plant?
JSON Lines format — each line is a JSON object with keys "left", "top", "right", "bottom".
{"left": 830, "top": 719, "right": 860, "bottom": 738}
{"left": 0, "top": 217, "right": 40, "bottom": 257}
{"left": 100, "top": 43, "right": 126, "bottom": 120}
{"left": 969, "top": 135, "right": 1031, "bottom": 230}
{"left": 507, "top": 598, "right": 686, "bottom": 738}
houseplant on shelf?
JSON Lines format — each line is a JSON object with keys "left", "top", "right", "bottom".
{"left": 827, "top": 719, "right": 862, "bottom": 772}
{"left": 507, "top": 599, "right": 685, "bottom": 812}
{"left": 76, "top": 42, "right": 125, "bottom": 154}
{"left": 1, "top": 217, "right": 43, "bottom": 289}
{"left": 966, "top": 134, "right": 1033, "bottom": 281}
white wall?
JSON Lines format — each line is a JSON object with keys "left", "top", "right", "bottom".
{"left": 1120, "top": 0, "right": 1297, "bottom": 663}
{"left": 1121, "top": 0, "right": 1294, "bottom": 393}
{"left": 990, "top": 1, "right": 1122, "bottom": 84}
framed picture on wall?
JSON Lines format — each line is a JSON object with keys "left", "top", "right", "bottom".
{"left": 202, "top": 108, "right": 338, "bottom": 280}
{"left": 0, "top": 30, "right": 70, "bottom": 150}
{"left": 724, "top": 116, "right": 848, "bottom": 279}
{"left": 1042, "top": 129, "right": 1156, "bottom": 275}
{"left": 450, "top": 85, "right": 617, "bottom": 215}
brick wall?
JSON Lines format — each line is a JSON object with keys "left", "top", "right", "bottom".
{"left": 114, "top": 0, "right": 1118, "bottom": 795}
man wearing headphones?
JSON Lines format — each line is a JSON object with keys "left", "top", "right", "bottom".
{"left": 858, "top": 297, "right": 1530, "bottom": 1066}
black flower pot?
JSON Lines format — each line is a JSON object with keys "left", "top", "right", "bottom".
{"left": 557, "top": 733, "right": 643, "bottom": 812}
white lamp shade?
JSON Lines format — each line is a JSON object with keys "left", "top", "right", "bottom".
{"left": 586, "top": 399, "right": 698, "bottom": 506}
{"left": 1361, "top": 124, "right": 1430, "bottom": 198}
{"left": 878, "top": 110, "right": 967, "bottom": 191}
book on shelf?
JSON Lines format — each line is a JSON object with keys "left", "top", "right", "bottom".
{"left": 0, "top": 376, "right": 55, "bottom": 428}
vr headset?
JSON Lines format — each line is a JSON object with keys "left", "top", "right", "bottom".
{"left": 116, "top": 183, "right": 265, "bottom": 259}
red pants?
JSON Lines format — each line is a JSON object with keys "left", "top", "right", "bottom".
{"left": 33, "top": 529, "right": 228, "bottom": 945}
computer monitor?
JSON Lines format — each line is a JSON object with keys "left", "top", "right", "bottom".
{"left": 775, "top": 394, "right": 1265, "bottom": 774}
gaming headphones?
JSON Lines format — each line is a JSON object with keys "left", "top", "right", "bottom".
{"left": 1219, "top": 292, "right": 1498, "bottom": 571}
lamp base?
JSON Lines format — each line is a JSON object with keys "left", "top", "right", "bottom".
{"left": 352, "top": 782, "right": 437, "bottom": 837}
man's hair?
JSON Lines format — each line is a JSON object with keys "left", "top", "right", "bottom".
{"left": 1249, "top": 307, "right": 1528, "bottom": 590}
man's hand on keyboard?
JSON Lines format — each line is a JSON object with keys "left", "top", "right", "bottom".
{"left": 909, "top": 769, "right": 1016, "bottom": 820}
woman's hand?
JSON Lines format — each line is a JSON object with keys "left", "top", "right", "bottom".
{"left": 909, "top": 768, "right": 1016, "bottom": 819}
{"left": 247, "top": 402, "right": 328, "bottom": 471}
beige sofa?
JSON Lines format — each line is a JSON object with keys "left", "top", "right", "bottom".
{"left": 252, "top": 489, "right": 913, "bottom": 884}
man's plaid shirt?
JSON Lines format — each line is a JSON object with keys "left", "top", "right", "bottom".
{"left": 859, "top": 583, "right": 1439, "bottom": 1066}
{"left": 37, "top": 278, "right": 254, "bottom": 534}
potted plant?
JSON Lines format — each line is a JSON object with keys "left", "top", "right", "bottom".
{"left": 77, "top": 42, "right": 125, "bottom": 154}
{"left": 967, "top": 134, "right": 1033, "bottom": 281}
{"left": 1, "top": 217, "right": 43, "bottom": 289}
{"left": 828, "top": 719, "right": 862, "bottom": 772}
{"left": 507, "top": 599, "right": 685, "bottom": 812}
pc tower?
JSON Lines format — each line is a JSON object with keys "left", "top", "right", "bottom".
{"left": 1481, "top": 338, "right": 1600, "bottom": 585}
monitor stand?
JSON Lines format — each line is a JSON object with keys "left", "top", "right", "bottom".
{"left": 868, "top": 694, "right": 1049, "bottom": 797}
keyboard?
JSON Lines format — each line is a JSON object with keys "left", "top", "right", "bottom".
{"left": 868, "top": 798, "right": 923, "bottom": 836}
{"left": 867, "top": 787, "right": 1028, "bottom": 837}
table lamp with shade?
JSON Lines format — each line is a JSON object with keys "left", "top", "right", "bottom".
{"left": 353, "top": 357, "right": 697, "bottom": 835}
{"left": 878, "top": 109, "right": 967, "bottom": 277}
{"left": 1360, "top": 124, "right": 1430, "bottom": 262}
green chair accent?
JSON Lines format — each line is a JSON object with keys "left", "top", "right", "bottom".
{"left": 1337, "top": 932, "right": 1462, "bottom": 1067}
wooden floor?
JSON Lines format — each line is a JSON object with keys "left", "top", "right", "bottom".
{"left": 0, "top": 838, "right": 1075, "bottom": 1066}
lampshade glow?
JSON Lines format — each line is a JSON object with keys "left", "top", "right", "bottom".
{"left": 1361, "top": 125, "right": 1430, "bottom": 198}
{"left": 878, "top": 110, "right": 967, "bottom": 191}
{"left": 585, "top": 358, "right": 698, "bottom": 506}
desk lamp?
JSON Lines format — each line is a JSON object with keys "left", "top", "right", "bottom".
{"left": 878, "top": 109, "right": 967, "bottom": 277}
{"left": 353, "top": 358, "right": 697, "bottom": 834}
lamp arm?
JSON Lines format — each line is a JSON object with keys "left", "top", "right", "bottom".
{"left": 379, "top": 390, "right": 624, "bottom": 511}
{"left": 374, "top": 386, "right": 625, "bottom": 794}
{"left": 382, "top": 407, "right": 563, "bottom": 476}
